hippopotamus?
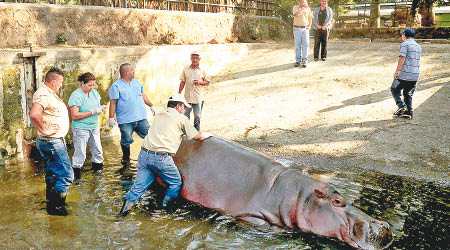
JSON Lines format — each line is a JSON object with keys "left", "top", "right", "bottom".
{"left": 173, "top": 136, "right": 393, "bottom": 250}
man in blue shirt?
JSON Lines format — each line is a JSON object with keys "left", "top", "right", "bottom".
{"left": 391, "top": 28, "right": 422, "bottom": 119}
{"left": 109, "top": 63, "right": 156, "bottom": 165}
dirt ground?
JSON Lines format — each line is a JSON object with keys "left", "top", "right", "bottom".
{"left": 201, "top": 40, "right": 450, "bottom": 184}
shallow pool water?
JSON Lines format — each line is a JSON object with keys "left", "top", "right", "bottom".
{"left": 0, "top": 140, "right": 448, "bottom": 250}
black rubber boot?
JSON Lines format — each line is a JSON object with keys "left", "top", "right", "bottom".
{"left": 47, "top": 189, "right": 68, "bottom": 216}
{"left": 73, "top": 168, "right": 81, "bottom": 179}
{"left": 120, "top": 145, "right": 131, "bottom": 165}
{"left": 45, "top": 179, "right": 54, "bottom": 202}
{"left": 92, "top": 162, "right": 103, "bottom": 172}
{"left": 119, "top": 199, "right": 135, "bottom": 217}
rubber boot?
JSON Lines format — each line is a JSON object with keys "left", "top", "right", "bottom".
{"left": 119, "top": 199, "right": 135, "bottom": 217}
{"left": 92, "top": 162, "right": 103, "bottom": 172}
{"left": 45, "top": 179, "right": 54, "bottom": 202}
{"left": 47, "top": 189, "right": 68, "bottom": 216}
{"left": 73, "top": 168, "right": 81, "bottom": 179}
{"left": 120, "top": 145, "right": 131, "bottom": 165}
{"left": 162, "top": 195, "right": 174, "bottom": 207}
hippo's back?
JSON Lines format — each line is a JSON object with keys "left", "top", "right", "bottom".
{"left": 174, "top": 136, "right": 284, "bottom": 214}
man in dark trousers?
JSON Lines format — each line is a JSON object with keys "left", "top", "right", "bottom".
{"left": 312, "top": 0, "right": 333, "bottom": 61}
{"left": 391, "top": 28, "right": 422, "bottom": 119}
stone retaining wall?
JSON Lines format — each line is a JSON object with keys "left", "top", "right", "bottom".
{"left": 0, "top": 3, "right": 290, "bottom": 48}
{"left": 331, "top": 27, "right": 450, "bottom": 40}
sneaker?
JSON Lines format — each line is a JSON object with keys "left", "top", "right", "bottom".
{"left": 294, "top": 62, "right": 300, "bottom": 67}
{"left": 314, "top": 58, "right": 319, "bottom": 61}
{"left": 302, "top": 63, "right": 307, "bottom": 68}
{"left": 393, "top": 107, "right": 407, "bottom": 116}
{"left": 399, "top": 111, "right": 413, "bottom": 119}
{"left": 321, "top": 58, "right": 326, "bottom": 61}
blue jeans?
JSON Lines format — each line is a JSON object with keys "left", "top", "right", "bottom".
{"left": 126, "top": 150, "right": 182, "bottom": 202}
{"left": 184, "top": 102, "right": 203, "bottom": 131}
{"left": 293, "top": 27, "right": 310, "bottom": 63}
{"left": 36, "top": 137, "right": 73, "bottom": 192}
{"left": 118, "top": 119, "right": 150, "bottom": 146}
{"left": 391, "top": 79, "right": 417, "bottom": 111}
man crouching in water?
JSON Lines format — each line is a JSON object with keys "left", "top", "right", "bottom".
{"left": 119, "top": 94, "right": 212, "bottom": 216}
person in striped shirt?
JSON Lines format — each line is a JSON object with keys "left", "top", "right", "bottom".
{"left": 391, "top": 28, "right": 422, "bottom": 119}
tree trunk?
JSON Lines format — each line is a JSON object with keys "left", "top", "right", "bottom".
{"left": 369, "top": 0, "right": 381, "bottom": 28}
{"left": 418, "top": 2, "right": 435, "bottom": 27}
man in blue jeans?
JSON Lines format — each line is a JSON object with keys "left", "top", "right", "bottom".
{"left": 109, "top": 63, "right": 156, "bottom": 165}
{"left": 178, "top": 51, "right": 210, "bottom": 131}
{"left": 119, "top": 94, "right": 212, "bottom": 216}
{"left": 29, "top": 68, "right": 73, "bottom": 216}
{"left": 391, "top": 28, "right": 421, "bottom": 119}
{"left": 292, "top": 0, "right": 313, "bottom": 68}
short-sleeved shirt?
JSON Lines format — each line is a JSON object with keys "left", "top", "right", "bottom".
{"left": 68, "top": 88, "right": 101, "bottom": 129}
{"left": 142, "top": 108, "right": 199, "bottom": 154}
{"left": 180, "top": 65, "right": 209, "bottom": 104}
{"left": 109, "top": 78, "right": 147, "bottom": 124}
{"left": 292, "top": 5, "right": 313, "bottom": 27}
{"left": 398, "top": 38, "right": 422, "bottom": 81}
{"left": 32, "top": 84, "right": 69, "bottom": 138}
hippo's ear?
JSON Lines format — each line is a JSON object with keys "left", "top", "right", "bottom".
{"left": 314, "top": 189, "right": 326, "bottom": 198}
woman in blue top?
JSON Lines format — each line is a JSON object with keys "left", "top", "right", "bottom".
{"left": 68, "top": 72, "right": 106, "bottom": 179}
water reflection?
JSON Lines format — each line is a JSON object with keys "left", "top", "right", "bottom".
{"left": 0, "top": 140, "right": 448, "bottom": 249}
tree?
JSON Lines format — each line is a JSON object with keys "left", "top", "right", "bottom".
{"left": 411, "top": 0, "right": 447, "bottom": 27}
{"left": 369, "top": 0, "right": 381, "bottom": 27}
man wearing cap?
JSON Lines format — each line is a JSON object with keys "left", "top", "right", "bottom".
{"left": 391, "top": 28, "right": 421, "bottom": 119}
{"left": 119, "top": 94, "right": 212, "bottom": 216}
{"left": 109, "top": 63, "right": 156, "bottom": 165}
{"left": 178, "top": 51, "right": 210, "bottom": 131}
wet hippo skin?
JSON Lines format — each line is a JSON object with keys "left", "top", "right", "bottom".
{"left": 173, "top": 136, "right": 393, "bottom": 250}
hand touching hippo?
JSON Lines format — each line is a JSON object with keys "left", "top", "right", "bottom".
{"left": 173, "top": 136, "right": 393, "bottom": 250}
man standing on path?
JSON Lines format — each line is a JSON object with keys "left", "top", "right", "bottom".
{"left": 293, "top": 0, "right": 313, "bottom": 68}
{"left": 178, "top": 51, "right": 210, "bottom": 131}
{"left": 391, "top": 28, "right": 421, "bottom": 119}
{"left": 29, "top": 68, "right": 73, "bottom": 216}
{"left": 119, "top": 94, "right": 212, "bottom": 216}
{"left": 109, "top": 63, "right": 156, "bottom": 165}
{"left": 312, "top": 0, "right": 333, "bottom": 61}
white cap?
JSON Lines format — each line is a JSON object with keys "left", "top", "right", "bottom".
{"left": 168, "top": 93, "right": 191, "bottom": 108}
{"left": 191, "top": 51, "right": 200, "bottom": 57}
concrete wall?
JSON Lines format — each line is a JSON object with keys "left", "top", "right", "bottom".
{"left": 0, "top": 3, "right": 290, "bottom": 48}
{"left": 331, "top": 27, "right": 450, "bottom": 40}
{"left": 0, "top": 43, "right": 268, "bottom": 163}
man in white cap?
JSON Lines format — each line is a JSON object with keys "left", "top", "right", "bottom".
{"left": 119, "top": 94, "right": 212, "bottom": 216}
{"left": 178, "top": 51, "right": 210, "bottom": 131}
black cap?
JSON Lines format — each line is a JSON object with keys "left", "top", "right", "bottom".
{"left": 402, "top": 28, "right": 416, "bottom": 38}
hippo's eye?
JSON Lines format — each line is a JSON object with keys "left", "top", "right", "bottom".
{"left": 332, "top": 196, "right": 346, "bottom": 207}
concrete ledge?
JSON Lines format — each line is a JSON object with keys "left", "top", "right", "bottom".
{"left": 331, "top": 27, "right": 450, "bottom": 40}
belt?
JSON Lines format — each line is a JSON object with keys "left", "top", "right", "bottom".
{"left": 294, "top": 25, "right": 306, "bottom": 28}
{"left": 38, "top": 137, "right": 64, "bottom": 141}
{"left": 141, "top": 147, "right": 173, "bottom": 156}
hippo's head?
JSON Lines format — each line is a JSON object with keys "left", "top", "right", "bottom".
{"left": 296, "top": 183, "right": 393, "bottom": 250}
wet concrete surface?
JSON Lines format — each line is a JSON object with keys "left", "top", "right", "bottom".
{"left": 0, "top": 138, "right": 448, "bottom": 250}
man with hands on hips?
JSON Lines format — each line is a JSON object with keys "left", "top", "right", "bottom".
{"left": 108, "top": 63, "right": 156, "bottom": 165}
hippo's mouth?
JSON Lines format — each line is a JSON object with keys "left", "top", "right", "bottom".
{"left": 350, "top": 221, "right": 393, "bottom": 250}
